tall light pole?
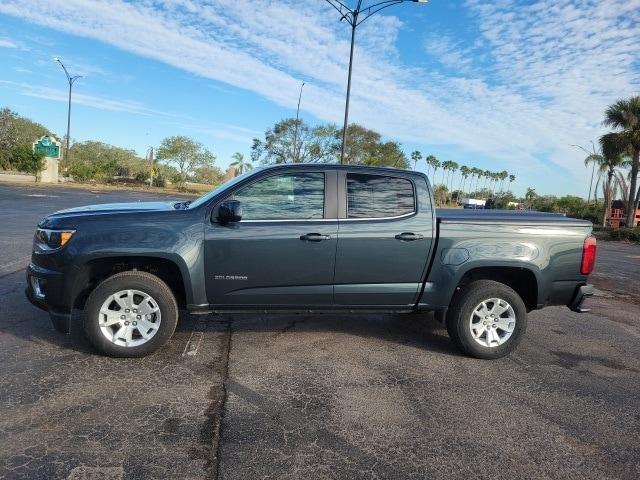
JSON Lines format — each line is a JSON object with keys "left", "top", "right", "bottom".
{"left": 54, "top": 57, "right": 82, "bottom": 171}
{"left": 146, "top": 146, "right": 155, "bottom": 187}
{"left": 323, "top": 0, "right": 428, "bottom": 164}
{"left": 571, "top": 141, "right": 599, "bottom": 204}
{"left": 292, "top": 81, "right": 305, "bottom": 163}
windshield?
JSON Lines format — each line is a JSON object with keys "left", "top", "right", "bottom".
{"left": 188, "top": 167, "right": 264, "bottom": 209}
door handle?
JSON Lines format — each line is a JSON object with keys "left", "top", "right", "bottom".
{"left": 300, "top": 233, "right": 332, "bottom": 242}
{"left": 395, "top": 232, "right": 424, "bottom": 241}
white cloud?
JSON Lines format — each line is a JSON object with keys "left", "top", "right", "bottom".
{"left": 0, "top": 37, "right": 18, "bottom": 48}
{"left": 1, "top": 0, "right": 639, "bottom": 194}
{"left": 0, "top": 80, "right": 175, "bottom": 116}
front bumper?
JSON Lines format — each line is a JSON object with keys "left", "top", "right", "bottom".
{"left": 25, "top": 263, "right": 73, "bottom": 334}
{"left": 568, "top": 284, "right": 594, "bottom": 313}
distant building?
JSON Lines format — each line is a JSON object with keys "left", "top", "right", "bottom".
{"left": 607, "top": 200, "right": 639, "bottom": 229}
{"left": 223, "top": 166, "right": 236, "bottom": 182}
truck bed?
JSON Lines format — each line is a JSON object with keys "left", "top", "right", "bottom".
{"left": 435, "top": 208, "right": 592, "bottom": 226}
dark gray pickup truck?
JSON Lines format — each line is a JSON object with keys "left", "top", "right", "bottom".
{"left": 26, "top": 164, "right": 596, "bottom": 359}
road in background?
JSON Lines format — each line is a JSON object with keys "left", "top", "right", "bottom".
{"left": 0, "top": 184, "right": 189, "bottom": 277}
{"left": 0, "top": 183, "right": 638, "bottom": 480}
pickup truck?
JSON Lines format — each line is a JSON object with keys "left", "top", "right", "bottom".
{"left": 26, "top": 164, "right": 596, "bottom": 359}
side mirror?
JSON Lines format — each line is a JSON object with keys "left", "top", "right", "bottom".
{"left": 217, "top": 199, "right": 242, "bottom": 224}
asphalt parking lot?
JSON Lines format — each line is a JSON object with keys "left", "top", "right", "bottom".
{"left": 1, "top": 183, "right": 639, "bottom": 480}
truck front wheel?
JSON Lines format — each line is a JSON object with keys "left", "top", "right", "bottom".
{"left": 446, "top": 280, "right": 527, "bottom": 359}
{"left": 83, "top": 271, "right": 179, "bottom": 357}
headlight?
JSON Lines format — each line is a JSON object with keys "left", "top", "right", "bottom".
{"left": 34, "top": 228, "right": 75, "bottom": 250}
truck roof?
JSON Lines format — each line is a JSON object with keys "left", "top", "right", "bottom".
{"left": 259, "top": 163, "right": 428, "bottom": 180}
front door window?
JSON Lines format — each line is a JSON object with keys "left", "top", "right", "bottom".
{"left": 232, "top": 173, "right": 325, "bottom": 220}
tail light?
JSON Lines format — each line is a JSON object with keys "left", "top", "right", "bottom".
{"left": 580, "top": 235, "right": 597, "bottom": 275}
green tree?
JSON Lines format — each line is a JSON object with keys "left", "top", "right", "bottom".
{"left": 192, "top": 164, "right": 224, "bottom": 185}
{"left": 68, "top": 141, "right": 145, "bottom": 183}
{"left": 602, "top": 96, "right": 640, "bottom": 225}
{"left": 337, "top": 124, "right": 408, "bottom": 168}
{"left": 10, "top": 144, "right": 45, "bottom": 178}
{"left": 0, "top": 108, "right": 51, "bottom": 170}
{"left": 252, "top": 119, "right": 337, "bottom": 165}
{"left": 230, "top": 152, "right": 252, "bottom": 175}
{"left": 433, "top": 183, "right": 448, "bottom": 207}
{"left": 157, "top": 136, "right": 215, "bottom": 187}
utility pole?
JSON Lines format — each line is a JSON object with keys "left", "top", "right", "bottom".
{"left": 292, "top": 81, "right": 305, "bottom": 163}
{"left": 323, "top": 0, "right": 429, "bottom": 164}
{"left": 54, "top": 57, "right": 82, "bottom": 172}
{"left": 146, "top": 146, "right": 154, "bottom": 187}
{"left": 571, "top": 141, "right": 599, "bottom": 204}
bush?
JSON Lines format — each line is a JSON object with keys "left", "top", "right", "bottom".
{"left": 610, "top": 227, "right": 640, "bottom": 243}
{"left": 10, "top": 145, "right": 45, "bottom": 176}
{"left": 592, "top": 226, "right": 640, "bottom": 243}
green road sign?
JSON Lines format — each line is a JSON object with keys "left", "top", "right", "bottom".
{"left": 33, "top": 135, "right": 61, "bottom": 159}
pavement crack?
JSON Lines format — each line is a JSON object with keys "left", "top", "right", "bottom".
{"left": 210, "top": 318, "right": 232, "bottom": 480}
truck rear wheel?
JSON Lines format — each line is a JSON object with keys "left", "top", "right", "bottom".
{"left": 446, "top": 280, "right": 527, "bottom": 359}
{"left": 83, "top": 271, "right": 178, "bottom": 357}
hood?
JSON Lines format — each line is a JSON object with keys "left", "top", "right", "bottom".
{"left": 40, "top": 201, "right": 179, "bottom": 225}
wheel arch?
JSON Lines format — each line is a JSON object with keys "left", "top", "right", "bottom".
{"left": 450, "top": 265, "right": 540, "bottom": 312}
{"left": 71, "top": 255, "right": 190, "bottom": 310}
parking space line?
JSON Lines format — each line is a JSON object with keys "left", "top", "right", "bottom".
{"left": 0, "top": 255, "right": 31, "bottom": 271}
{"left": 183, "top": 330, "right": 204, "bottom": 356}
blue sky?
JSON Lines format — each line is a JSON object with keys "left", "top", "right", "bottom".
{"left": 1, "top": 0, "right": 639, "bottom": 196}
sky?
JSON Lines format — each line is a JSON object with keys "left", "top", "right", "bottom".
{"left": 1, "top": 0, "right": 639, "bottom": 197}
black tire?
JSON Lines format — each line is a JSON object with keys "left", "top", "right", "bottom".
{"left": 446, "top": 280, "right": 527, "bottom": 359}
{"left": 83, "top": 271, "right": 178, "bottom": 357}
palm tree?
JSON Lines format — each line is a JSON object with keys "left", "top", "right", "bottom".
{"left": 498, "top": 170, "right": 508, "bottom": 192}
{"left": 411, "top": 150, "right": 422, "bottom": 170}
{"left": 459, "top": 165, "right": 470, "bottom": 195}
{"left": 467, "top": 168, "right": 475, "bottom": 194}
{"left": 425, "top": 155, "right": 438, "bottom": 180}
{"left": 230, "top": 152, "right": 252, "bottom": 175}
{"left": 525, "top": 187, "right": 537, "bottom": 210}
{"left": 431, "top": 158, "right": 441, "bottom": 185}
{"left": 441, "top": 160, "right": 450, "bottom": 186}
{"left": 473, "top": 168, "right": 482, "bottom": 194}
{"left": 449, "top": 161, "right": 459, "bottom": 201}
{"left": 508, "top": 174, "right": 515, "bottom": 192}
{"left": 482, "top": 170, "right": 491, "bottom": 196}
{"left": 599, "top": 133, "right": 631, "bottom": 226}
{"left": 602, "top": 96, "right": 640, "bottom": 225}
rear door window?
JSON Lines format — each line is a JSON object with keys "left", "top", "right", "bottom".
{"left": 346, "top": 173, "right": 415, "bottom": 219}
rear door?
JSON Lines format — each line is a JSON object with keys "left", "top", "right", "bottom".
{"left": 204, "top": 169, "right": 338, "bottom": 307}
{"left": 333, "top": 171, "right": 435, "bottom": 306}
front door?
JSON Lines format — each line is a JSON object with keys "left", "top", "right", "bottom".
{"left": 334, "top": 171, "right": 435, "bottom": 306}
{"left": 204, "top": 170, "right": 338, "bottom": 307}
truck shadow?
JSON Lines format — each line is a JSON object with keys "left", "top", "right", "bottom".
{"left": 11, "top": 302, "right": 459, "bottom": 358}
{"left": 191, "top": 311, "right": 461, "bottom": 358}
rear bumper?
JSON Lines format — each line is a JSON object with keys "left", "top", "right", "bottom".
{"left": 568, "top": 284, "right": 594, "bottom": 313}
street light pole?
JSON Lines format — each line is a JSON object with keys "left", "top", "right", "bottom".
{"left": 54, "top": 57, "right": 82, "bottom": 172}
{"left": 571, "top": 142, "right": 599, "bottom": 205}
{"left": 292, "top": 81, "right": 305, "bottom": 163}
{"left": 323, "top": 0, "right": 428, "bottom": 164}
